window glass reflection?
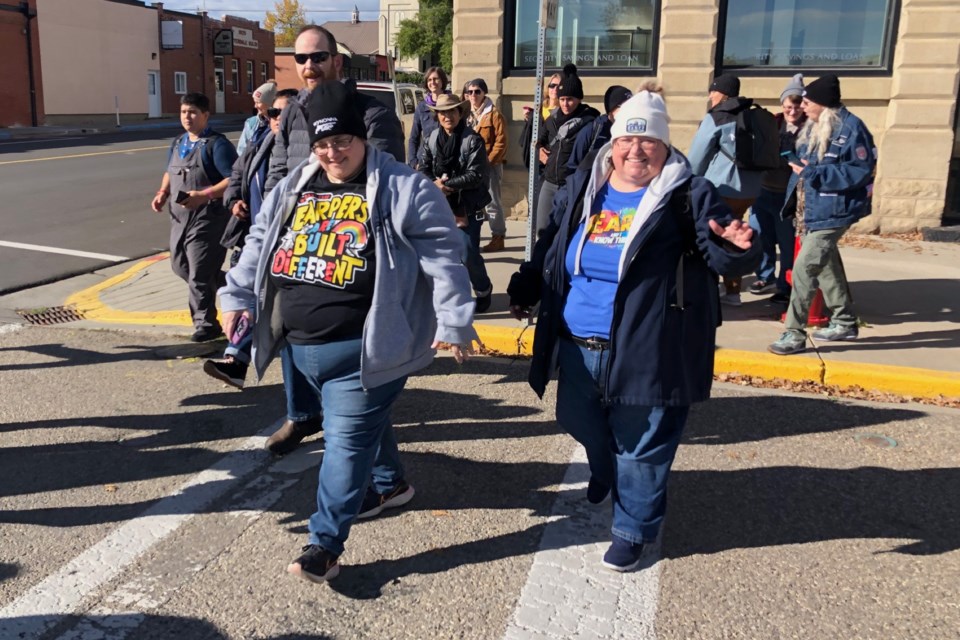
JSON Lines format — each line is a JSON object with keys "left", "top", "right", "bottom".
{"left": 722, "top": 0, "right": 894, "bottom": 68}
{"left": 512, "top": 0, "right": 658, "bottom": 70}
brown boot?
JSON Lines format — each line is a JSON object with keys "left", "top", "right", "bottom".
{"left": 482, "top": 235, "right": 505, "bottom": 253}
{"left": 265, "top": 417, "right": 323, "bottom": 455}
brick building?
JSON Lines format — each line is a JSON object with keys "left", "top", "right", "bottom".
{"left": 0, "top": 0, "right": 275, "bottom": 129}
{"left": 453, "top": 0, "right": 960, "bottom": 231}
{"left": 155, "top": 4, "right": 275, "bottom": 117}
{"left": 0, "top": 0, "right": 43, "bottom": 127}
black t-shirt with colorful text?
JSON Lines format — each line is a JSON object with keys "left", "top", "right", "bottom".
{"left": 270, "top": 170, "right": 375, "bottom": 344}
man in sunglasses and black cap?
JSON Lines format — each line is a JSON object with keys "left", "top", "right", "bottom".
{"left": 265, "top": 24, "right": 405, "bottom": 194}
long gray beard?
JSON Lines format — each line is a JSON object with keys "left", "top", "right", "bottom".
{"left": 797, "top": 107, "right": 841, "bottom": 161}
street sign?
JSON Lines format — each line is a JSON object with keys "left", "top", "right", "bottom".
{"left": 541, "top": 0, "right": 558, "bottom": 30}
{"left": 213, "top": 29, "right": 233, "bottom": 55}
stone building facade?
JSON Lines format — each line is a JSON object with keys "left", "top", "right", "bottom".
{"left": 452, "top": 0, "right": 960, "bottom": 232}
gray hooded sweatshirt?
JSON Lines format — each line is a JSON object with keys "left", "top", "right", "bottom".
{"left": 219, "top": 145, "right": 478, "bottom": 389}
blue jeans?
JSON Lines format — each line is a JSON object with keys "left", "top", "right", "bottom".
{"left": 556, "top": 338, "right": 689, "bottom": 545}
{"left": 749, "top": 187, "right": 795, "bottom": 295}
{"left": 462, "top": 213, "right": 492, "bottom": 295}
{"left": 281, "top": 343, "right": 323, "bottom": 422}
{"left": 287, "top": 338, "right": 408, "bottom": 556}
{"left": 223, "top": 330, "right": 252, "bottom": 365}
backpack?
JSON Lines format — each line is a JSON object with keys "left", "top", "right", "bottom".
{"left": 720, "top": 102, "right": 781, "bottom": 171}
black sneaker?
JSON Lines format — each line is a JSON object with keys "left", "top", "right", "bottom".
{"left": 586, "top": 477, "right": 610, "bottom": 504}
{"left": 287, "top": 544, "right": 340, "bottom": 583}
{"left": 356, "top": 482, "right": 415, "bottom": 519}
{"left": 767, "top": 292, "right": 790, "bottom": 306}
{"left": 602, "top": 536, "right": 644, "bottom": 572}
{"left": 202, "top": 357, "right": 248, "bottom": 389}
{"left": 748, "top": 279, "right": 776, "bottom": 295}
{"left": 190, "top": 326, "right": 224, "bottom": 343}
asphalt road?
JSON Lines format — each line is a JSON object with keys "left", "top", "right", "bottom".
{"left": 0, "top": 127, "right": 242, "bottom": 295}
{"left": 1, "top": 323, "right": 957, "bottom": 639}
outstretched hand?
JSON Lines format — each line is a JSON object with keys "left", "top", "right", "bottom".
{"left": 432, "top": 340, "right": 474, "bottom": 364}
{"left": 708, "top": 218, "right": 754, "bottom": 251}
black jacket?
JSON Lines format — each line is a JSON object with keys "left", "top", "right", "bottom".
{"left": 221, "top": 131, "right": 275, "bottom": 249}
{"left": 265, "top": 80, "right": 405, "bottom": 193}
{"left": 508, "top": 149, "right": 761, "bottom": 405}
{"left": 537, "top": 103, "right": 600, "bottom": 186}
{"left": 420, "top": 124, "right": 492, "bottom": 215}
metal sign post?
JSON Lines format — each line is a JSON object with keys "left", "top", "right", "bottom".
{"left": 525, "top": 0, "right": 558, "bottom": 261}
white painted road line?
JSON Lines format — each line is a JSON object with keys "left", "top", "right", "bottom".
{"left": 0, "top": 419, "right": 284, "bottom": 639}
{"left": 504, "top": 447, "right": 659, "bottom": 640}
{"left": 0, "top": 240, "right": 129, "bottom": 262}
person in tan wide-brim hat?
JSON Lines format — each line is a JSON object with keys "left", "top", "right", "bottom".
{"left": 426, "top": 94, "right": 469, "bottom": 117}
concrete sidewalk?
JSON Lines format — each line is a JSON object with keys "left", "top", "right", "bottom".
{"left": 2, "top": 219, "right": 959, "bottom": 400}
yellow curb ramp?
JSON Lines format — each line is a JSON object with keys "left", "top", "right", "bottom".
{"left": 474, "top": 323, "right": 533, "bottom": 357}
{"left": 64, "top": 254, "right": 193, "bottom": 327}
{"left": 714, "top": 348, "right": 824, "bottom": 384}
{"left": 824, "top": 360, "right": 960, "bottom": 401}
{"left": 63, "top": 263, "right": 960, "bottom": 402}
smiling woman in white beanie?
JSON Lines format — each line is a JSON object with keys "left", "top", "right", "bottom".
{"left": 508, "top": 88, "right": 760, "bottom": 572}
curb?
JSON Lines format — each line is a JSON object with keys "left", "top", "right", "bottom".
{"left": 61, "top": 256, "right": 960, "bottom": 402}
{"left": 64, "top": 254, "right": 192, "bottom": 327}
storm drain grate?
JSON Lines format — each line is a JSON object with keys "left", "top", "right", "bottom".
{"left": 16, "top": 306, "right": 86, "bottom": 325}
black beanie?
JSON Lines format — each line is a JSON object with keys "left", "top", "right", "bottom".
{"left": 709, "top": 73, "right": 740, "bottom": 97}
{"left": 557, "top": 63, "right": 583, "bottom": 100}
{"left": 306, "top": 81, "right": 367, "bottom": 146}
{"left": 803, "top": 74, "right": 842, "bottom": 108}
{"left": 603, "top": 85, "right": 632, "bottom": 115}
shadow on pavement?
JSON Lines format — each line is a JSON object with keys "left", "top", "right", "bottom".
{"left": 664, "top": 466, "right": 960, "bottom": 558}
{"left": 0, "top": 341, "right": 225, "bottom": 372}
{"left": 853, "top": 279, "right": 960, "bottom": 326}
{"left": 684, "top": 395, "right": 924, "bottom": 445}
{"left": 0, "top": 562, "right": 19, "bottom": 582}
{"left": 4, "top": 613, "right": 230, "bottom": 640}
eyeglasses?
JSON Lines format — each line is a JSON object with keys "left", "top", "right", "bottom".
{"left": 312, "top": 135, "right": 355, "bottom": 153}
{"left": 266, "top": 107, "right": 282, "bottom": 119}
{"left": 465, "top": 89, "right": 484, "bottom": 95}
{"left": 614, "top": 137, "right": 661, "bottom": 151}
{"left": 547, "top": 83, "right": 559, "bottom": 89}
{"left": 294, "top": 51, "right": 331, "bottom": 65}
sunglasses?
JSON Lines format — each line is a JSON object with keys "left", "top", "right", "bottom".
{"left": 266, "top": 107, "right": 282, "bottom": 119}
{"left": 465, "top": 89, "right": 484, "bottom": 95}
{"left": 548, "top": 83, "right": 559, "bottom": 89}
{"left": 294, "top": 51, "right": 331, "bottom": 65}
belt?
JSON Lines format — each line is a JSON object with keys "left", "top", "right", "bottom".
{"left": 564, "top": 333, "right": 610, "bottom": 351}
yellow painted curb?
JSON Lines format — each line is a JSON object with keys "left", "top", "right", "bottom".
{"left": 64, "top": 254, "right": 193, "bottom": 327}
{"left": 474, "top": 323, "right": 533, "bottom": 356}
{"left": 824, "top": 360, "right": 960, "bottom": 400}
{"left": 714, "top": 348, "right": 825, "bottom": 384}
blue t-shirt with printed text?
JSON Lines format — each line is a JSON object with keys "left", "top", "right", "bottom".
{"left": 563, "top": 183, "right": 647, "bottom": 339}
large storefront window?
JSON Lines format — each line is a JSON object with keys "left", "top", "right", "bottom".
{"left": 511, "top": 0, "right": 658, "bottom": 71}
{"left": 720, "top": 0, "right": 897, "bottom": 70}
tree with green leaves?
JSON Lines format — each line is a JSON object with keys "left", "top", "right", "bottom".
{"left": 395, "top": 0, "right": 453, "bottom": 71}
{"left": 264, "top": 0, "right": 307, "bottom": 47}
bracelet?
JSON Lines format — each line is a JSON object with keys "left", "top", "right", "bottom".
{"left": 203, "top": 189, "right": 214, "bottom": 200}
{"left": 156, "top": 189, "right": 169, "bottom": 196}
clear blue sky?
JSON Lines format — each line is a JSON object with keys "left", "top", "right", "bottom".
{"left": 156, "top": 1, "right": 383, "bottom": 25}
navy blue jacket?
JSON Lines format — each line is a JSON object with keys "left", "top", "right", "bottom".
{"left": 783, "top": 107, "right": 876, "bottom": 231}
{"left": 408, "top": 98, "right": 441, "bottom": 169}
{"left": 508, "top": 149, "right": 761, "bottom": 406}
{"left": 566, "top": 114, "right": 612, "bottom": 173}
